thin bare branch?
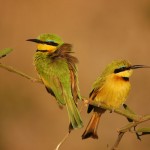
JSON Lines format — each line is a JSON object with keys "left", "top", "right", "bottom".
{"left": 0, "top": 63, "right": 42, "bottom": 83}
{"left": 118, "top": 114, "right": 150, "bottom": 133}
{"left": 89, "top": 101, "right": 142, "bottom": 122}
{"left": 110, "top": 114, "right": 150, "bottom": 150}
{"left": 111, "top": 132, "right": 125, "bottom": 150}
{"left": 54, "top": 132, "right": 71, "bottom": 150}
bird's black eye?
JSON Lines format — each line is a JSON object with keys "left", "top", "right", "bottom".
{"left": 114, "top": 66, "right": 129, "bottom": 73}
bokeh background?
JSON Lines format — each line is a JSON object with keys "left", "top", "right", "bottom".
{"left": 0, "top": 0, "right": 150, "bottom": 150}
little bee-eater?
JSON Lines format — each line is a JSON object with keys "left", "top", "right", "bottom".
{"left": 82, "top": 60, "right": 149, "bottom": 139}
{"left": 27, "top": 34, "right": 83, "bottom": 129}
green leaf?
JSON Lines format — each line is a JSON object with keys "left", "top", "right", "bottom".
{"left": 0, "top": 48, "right": 13, "bottom": 59}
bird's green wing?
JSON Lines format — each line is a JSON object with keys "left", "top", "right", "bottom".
{"left": 41, "top": 58, "right": 70, "bottom": 105}
{"left": 88, "top": 73, "right": 106, "bottom": 113}
{"left": 41, "top": 58, "right": 83, "bottom": 128}
{"left": 89, "top": 74, "right": 106, "bottom": 99}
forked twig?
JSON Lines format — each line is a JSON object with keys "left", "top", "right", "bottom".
{"left": 110, "top": 114, "right": 150, "bottom": 150}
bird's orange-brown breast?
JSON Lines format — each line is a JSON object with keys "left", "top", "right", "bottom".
{"left": 94, "top": 74, "right": 131, "bottom": 109}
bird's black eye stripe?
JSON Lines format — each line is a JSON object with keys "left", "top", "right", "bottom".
{"left": 34, "top": 39, "right": 58, "bottom": 46}
{"left": 27, "top": 39, "right": 59, "bottom": 46}
{"left": 45, "top": 41, "right": 59, "bottom": 46}
{"left": 114, "top": 67, "right": 130, "bottom": 73}
{"left": 40, "top": 41, "right": 58, "bottom": 46}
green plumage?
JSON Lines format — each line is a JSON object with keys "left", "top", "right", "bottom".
{"left": 30, "top": 34, "right": 83, "bottom": 129}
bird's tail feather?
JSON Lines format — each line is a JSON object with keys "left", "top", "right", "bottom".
{"left": 82, "top": 109, "right": 104, "bottom": 139}
{"left": 65, "top": 96, "right": 83, "bottom": 129}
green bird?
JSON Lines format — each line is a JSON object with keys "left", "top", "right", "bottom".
{"left": 27, "top": 34, "right": 83, "bottom": 129}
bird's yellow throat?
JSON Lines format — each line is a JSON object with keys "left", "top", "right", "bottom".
{"left": 116, "top": 69, "right": 133, "bottom": 78}
{"left": 37, "top": 44, "right": 57, "bottom": 53}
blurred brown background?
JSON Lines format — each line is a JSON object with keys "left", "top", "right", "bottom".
{"left": 0, "top": 0, "right": 150, "bottom": 150}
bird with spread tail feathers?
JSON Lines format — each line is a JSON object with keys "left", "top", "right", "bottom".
{"left": 27, "top": 34, "right": 83, "bottom": 129}
{"left": 82, "top": 60, "right": 149, "bottom": 139}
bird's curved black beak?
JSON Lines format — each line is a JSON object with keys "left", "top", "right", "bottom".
{"left": 27, "top": 39, "right": 42, "bottom": 43}
{"left": 130, "top": 65, "right": 150, "bottom": 69}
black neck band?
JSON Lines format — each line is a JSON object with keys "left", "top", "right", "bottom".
{"left": 36, "top": 50, "right": 48, "bottom": 52}
{"left": 122, "top": 77, "right": 129, "bottom": 81}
